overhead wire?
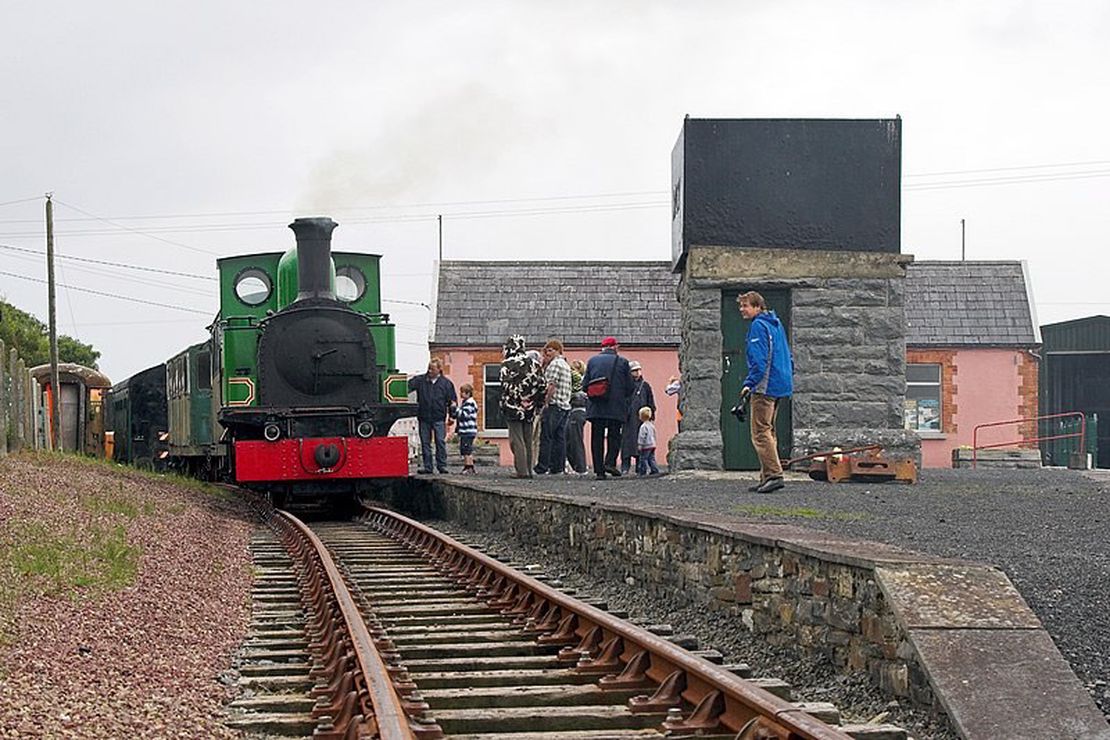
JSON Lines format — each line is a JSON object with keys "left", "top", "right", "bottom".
{"left": 0, "top": 270, "right": 213, "bottom": 315}
{"left": 0, "top": 243, "right": 216, "bottom": 281}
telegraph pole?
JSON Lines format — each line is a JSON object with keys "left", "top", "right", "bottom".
{"left": 46, "top": 193, "right": 61, "bottom": 451}
{"left": 437, "top": 214, "right": 443, "bottom": 262}
{"left": 961, "top": 218, "right": 966, "bottom": 261}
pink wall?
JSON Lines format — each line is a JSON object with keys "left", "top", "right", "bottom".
{"left": 432, "top": 346, "right": 1032, "bottom": 470}
{"left": 432, "top": 346, "right": 679, "bottom": 469}
{"left": 919, "top": 349, "right": 1026, "bottom": 468}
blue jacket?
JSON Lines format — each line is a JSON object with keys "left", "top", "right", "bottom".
{"left": 744, "top": 310, "right": 793, "bottom": 398}
{"left": 583, "top": 349, "right": 633, "bottom": 422}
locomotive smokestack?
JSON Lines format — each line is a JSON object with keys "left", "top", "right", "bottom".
{"left": 289, "top": 217, "right": 338, "bottom": 301}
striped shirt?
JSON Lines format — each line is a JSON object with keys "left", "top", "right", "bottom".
{"left": 455, "top": 397, "right": 478, "bottom": 436}
{"left": 544, "top": 355, "right": 573, "bottom": 410}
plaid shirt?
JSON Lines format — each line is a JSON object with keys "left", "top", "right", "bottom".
{"left": 544, "top": 355, "right": 573, "bottom": 410}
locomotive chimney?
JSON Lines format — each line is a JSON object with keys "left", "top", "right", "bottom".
{"left": 289, "top": 217, "right": 338, "bottom": 301}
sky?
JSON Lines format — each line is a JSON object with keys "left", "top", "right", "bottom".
{"left": 2, "top": 1, "right": 1108, "bottom": 382}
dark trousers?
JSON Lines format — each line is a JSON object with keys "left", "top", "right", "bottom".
{"left": 537, "top": 406, "right": 569, "bottom": 473}
{"left": 589, "top": 419, "right": 623, "bottom": 475}
{"left": 566, "top": 411, "right": 588, "bottom": 473}
{"left": 418, "top": 419, "right": 448, "bottom": 472}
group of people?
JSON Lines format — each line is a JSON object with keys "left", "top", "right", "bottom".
{"left": 407, "top": 290, "right": 793, "bottom": 491}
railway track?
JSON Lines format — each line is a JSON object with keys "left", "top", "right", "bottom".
{"left": 227, "top": 505, "right": 907, "bottom": 739}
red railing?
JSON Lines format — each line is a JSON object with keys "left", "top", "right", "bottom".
{"left": 972, "top": 412, "right": 1086, "bottom": 468}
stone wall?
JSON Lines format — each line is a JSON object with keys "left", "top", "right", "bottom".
{"left": 670, "top": 246, "right": 919, "bottom": 470}
{"left": 376, "top": 480, "right": 938, "bottom": 708}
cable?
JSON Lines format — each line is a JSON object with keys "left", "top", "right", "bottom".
{"left": 0, "top": 270, "right": 212, "bottom": 315}
{"left": 905, "top": 158, "right": 1110, "bottom": 178}
{"left": 0, "top": 243, "right": 217, "bottom": 281}
{"left": 52, "top": 199, "right": 220, "bottom": 255}
{"left": 0, "top": 196, "right": 43, "bottom": 208}
{"left": 2, "top": 250, "right": 214, "bottom": 298}
{"left": 905, "top": 169, "right": 1110, "bottom": 191}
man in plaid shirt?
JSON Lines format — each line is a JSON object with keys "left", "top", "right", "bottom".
{"left": 535, "top": 339, "right": 573, "bottom": 474}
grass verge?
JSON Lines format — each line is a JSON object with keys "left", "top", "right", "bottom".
{"left": 733, "top": 504, "right": 869, "bottom": 521}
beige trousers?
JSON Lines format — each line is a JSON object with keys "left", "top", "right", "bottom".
{"left": 750, "top": 393, "right": 783, "bottom": 481}
{"left": 507, "top": 419, "right": 534, "bottom": 477}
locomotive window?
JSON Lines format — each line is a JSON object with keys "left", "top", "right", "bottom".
{"left": 335, "top": 266, "right": 366, "bottom": 303}
{"left": 234, "top": 268, "right": 272, "bottom": 306}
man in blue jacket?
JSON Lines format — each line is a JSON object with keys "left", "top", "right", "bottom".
{"left": 737, "top": 291, "right": 794, "bottom": 493}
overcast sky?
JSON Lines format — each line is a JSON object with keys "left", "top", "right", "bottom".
{"left": 2, "top": 1, "right": 1108, "bottom": 382}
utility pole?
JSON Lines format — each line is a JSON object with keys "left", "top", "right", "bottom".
{"left": 961, "top": 218, "right": 966, "bottom": 261}
{"left": 45, "top": 193, "right": 61, "bottom": 451}
{"left": 437, "top": 214, "right": 443, "bottom": 263}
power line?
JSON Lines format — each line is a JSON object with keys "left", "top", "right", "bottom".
{"left": 0, "top": 243, "right": 217, "bottom": 280}
{"left": 0, "top": 270, "right": 212, "bottom": 315}
{"left": 2, "top": 250, "right": 214, "bottom": 298}
{"left": 904, "top": 158, "right": 1110, "bottom": 178}
{"left": 905, "top": 169, "right": 1110, "bottom": 191}
{"left": 0, "top": 196, "right": 43, "bottom": 208}
{"left": 52, "top": 198, "right": 220, "bottom": 255}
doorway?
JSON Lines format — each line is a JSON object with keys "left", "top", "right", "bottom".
{"left": 721, "top": 289, "right": 793, "bottom": 470}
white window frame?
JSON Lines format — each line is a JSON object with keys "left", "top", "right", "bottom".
{"left": 905, "top": 363, "right": 942, "bottom": 434}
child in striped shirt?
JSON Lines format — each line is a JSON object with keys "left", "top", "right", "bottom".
{"left": 455, "top": 383, "right": 479, "bottom": 474}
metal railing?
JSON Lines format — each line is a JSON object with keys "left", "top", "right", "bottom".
{"left": 972, "top": 411, "right": 1086, "bottom": 469}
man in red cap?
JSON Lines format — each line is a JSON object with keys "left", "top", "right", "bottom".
{"left": 582, "top": 336, "right": 633, "bottom": 479}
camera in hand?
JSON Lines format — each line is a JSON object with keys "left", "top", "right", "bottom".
{"left": 730, "top": 396, "right": 749, "bottom": 423}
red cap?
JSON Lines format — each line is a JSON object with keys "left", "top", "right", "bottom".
{"left": 601, "top": 336, "right": 618, "bottom": 347}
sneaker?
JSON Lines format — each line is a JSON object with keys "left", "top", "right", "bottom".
{"left": 595, "top": 473, "right": 607, "bottom": 480}
{"left": 747, "top": 482, "right": 762, "bottom": 492}
{"left": 604, "top": 466, "right": 622, "bottom": 478}
{"left": 416, "top": 469, "right": 432, "bottom": 475}
{"left": 533, "top": 465, "right": 548, "bottom": 475}
{"left": 754, "top": 476, "right": 785, "bottom": 494}
{"left": 438, "top": 468, "right": 450, "bottom": 474}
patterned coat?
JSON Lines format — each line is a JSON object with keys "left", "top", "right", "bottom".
{"left": 498, "top": 335, "right": 546, "bottom": 422}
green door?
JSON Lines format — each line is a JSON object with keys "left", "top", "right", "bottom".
{"left": 721, "top": 289, "right": 793, "bottom": 470}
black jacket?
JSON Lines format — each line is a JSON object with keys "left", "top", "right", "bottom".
{"left": 582, "top": 349, "right": 633, "bottom": 422}
{"left": 408, "top": 373, "right": 457, "bottom": 423}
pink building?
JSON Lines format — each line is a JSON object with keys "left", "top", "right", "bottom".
{"left": 429, "top": 262, "right": 680, "bottom": 466}
{"left": 903, "top": 261, "right": 1040, "bottom": 467}
{"left": 428, "top": 259, "right": 1040, "bottom": 469}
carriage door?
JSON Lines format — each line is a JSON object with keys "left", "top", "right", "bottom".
{"left": 59, "top": 383, "right": 81, "bottom": 452}
{"left": 721, "top": 289, "right": 793, "bottom": 470}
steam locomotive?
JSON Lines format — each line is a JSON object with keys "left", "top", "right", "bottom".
{"left": 104, "top": 217, "right": 417, "bottom": 506}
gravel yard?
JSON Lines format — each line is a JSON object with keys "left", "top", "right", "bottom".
{"left": 442, "top": 464, "right": 1110, "bottom": 730}
{"left": 0, "top": 452, "right": 258, "bottom": 738}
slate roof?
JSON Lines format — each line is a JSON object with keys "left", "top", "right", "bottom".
{"left": 431, "top": 261, "right": 681, "bottom": 347}
{"left": 905, "top": 261, "right": 1039, "bottom": 347}
{"left": 431, "top": 259, "right": 1039, "bottom": 349}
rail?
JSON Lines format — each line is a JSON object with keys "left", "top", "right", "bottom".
{"left": 274, "top": 511, "right": 429, "bottom": 739}
{"left": 971, "top": 411, "right": 1086, "bottom": 469}
{"left": 363, "top": 505, "right": 853, "bottom": 739}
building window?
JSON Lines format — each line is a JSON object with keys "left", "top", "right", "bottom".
{"left": 905, "top": 364, "right": 942, "bottom": 432}
{"left": 483, "top": 364, "right": 506, "bottom": 430}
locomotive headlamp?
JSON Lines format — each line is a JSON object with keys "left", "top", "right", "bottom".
{"left": 263, "top": 422, "right": 282, "bottom": 442}
{"left": 356, "top": 420, "right": 374, "bottom": 439}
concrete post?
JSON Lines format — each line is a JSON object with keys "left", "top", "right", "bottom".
{"left": 0, "top": 339, "right": 6, "bottom": 456}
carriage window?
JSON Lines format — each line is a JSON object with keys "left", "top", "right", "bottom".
{"left": 196, "top": 351, "right": 212, "bottom": 390}
{"left": 335, "top": 266, "right": 367, "bottom": 303}
{"left": 905, "top": 364, "right": 942, "bottom": 432}
{"left": 234, "top": 268, "right": 272, "bottom": 306}
{"left": 483, "top": 364, "right": 506, "bottom": 430}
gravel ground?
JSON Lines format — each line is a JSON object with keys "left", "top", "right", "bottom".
{"left": 0, "top": 452, "right": 258, "bottom": 738}
{"left": 427, "top": 464, "right": 1110, "bottom": 734}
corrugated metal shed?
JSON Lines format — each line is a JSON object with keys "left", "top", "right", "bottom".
{"left": 431, "top": 261, "right": 681, "bottom": 347}
{"left": 1040, "top": 315, "right": 1110, "bottom": 353}
{"left": 904, "top": 261, "right": 1040, "bottom": 347}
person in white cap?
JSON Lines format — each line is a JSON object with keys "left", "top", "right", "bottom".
{"left": 619, "top": 359, "right": 656, "bottom": 475}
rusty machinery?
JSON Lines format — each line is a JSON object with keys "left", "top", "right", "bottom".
{"left": 786, "top": 444, "right": 917, "bottom": 484}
